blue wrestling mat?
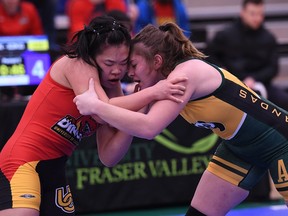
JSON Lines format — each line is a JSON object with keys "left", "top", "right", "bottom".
{"left": 227, "top": 204, "right": 288, "bottom": 216}
{"left": 82, "top": 202, "right": 288, "bottom": 216}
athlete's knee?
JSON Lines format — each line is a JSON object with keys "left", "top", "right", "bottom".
{"left": 185, "top": 205, "right": 206, "bottom": 216}
{"left": 276, "top": 190, "right": 288, "bottom": 207}
{"left": 0, "top": 208, "right": 39, "bottom": 216}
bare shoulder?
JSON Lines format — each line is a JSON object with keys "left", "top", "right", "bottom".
{"left": 51, "top": 56, "right": 77, "bottom": 77}
{"left": 176, "top": 58, "right": 211, "bottom": 70}
{"left": 171, "top": 59, "right": 208, "bottom": 78}
{"left": 50, "top": 56, "right": 99, "bottom": 94}
{"left": 170, "top": 59, "right": 222, "bottom": 99}
{"left": 52, "top": 57, "right": 95, "bottom": 73}
{"left": 175, "top": 59, "right": 219, "bottom": 77}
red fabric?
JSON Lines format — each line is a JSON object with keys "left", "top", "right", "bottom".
{"left": 0, "top": 1, "right": 43, "bottom": 36}
{"left": 66, "top": 0, "right": 126, "bottom": 41}
{"left": 153, "top": 2, "right": 175, "bottom": 26}
{"left": 0, "top": 59, "right": 98, "bottom": 180}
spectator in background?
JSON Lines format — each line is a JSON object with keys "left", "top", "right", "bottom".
{"left": 205, "top": 0, "right": 288, "bottom": 110}
{"left": 134, "top": 0, "right": 191, "bottom": 38}
{"left": 0, "top": 0, "right": 43, "bottom": 36}
{"left": 65, "top": 0, "right": 127, "bottom": 41}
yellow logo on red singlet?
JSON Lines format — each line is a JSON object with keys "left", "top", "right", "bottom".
{"left": 55, "top": 185, "right": 75, "bottom": 213}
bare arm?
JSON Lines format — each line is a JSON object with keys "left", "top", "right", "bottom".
{"left": 53, "top": 58, "right": 185, "bottom": 166}
{"left": 96, "top": 99, "right": 185, "bottom": 139}
{"left": 62, "top": 58, "right": 186, "bottom": 111}
{"left": 96, "top": 123, "right": 133, "bottom": 167}
{"left": 74, "top": 76, "right": 191, "bottom": 139}
{"left": 56, "top": 58, "right": 133, "bottom": 166}
{"left": 108, "top": 77, "right": 187, "bottom": 111}
{"left": 73, "top": 59, "right": 222, "bottom": 140}
{"left": 91, "top": 74, "right": 187, "bottom": 112}
{"left": 89, "top": 78, "right": 135, "bottom": 166}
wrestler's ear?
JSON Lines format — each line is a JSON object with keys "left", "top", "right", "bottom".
{"left": 153, "top": 54, "right": 163, "bottom": 70}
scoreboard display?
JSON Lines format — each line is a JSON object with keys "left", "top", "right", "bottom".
{"left": 0, "top": 35, "right": 51, "bottom": 87}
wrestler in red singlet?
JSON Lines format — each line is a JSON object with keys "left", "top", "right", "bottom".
{"left": 0, "top": 62, "right": 97, "bottom": 214}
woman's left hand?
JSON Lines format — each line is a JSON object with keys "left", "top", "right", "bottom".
{"left": 152, "top": 76, "right": 188, "bottom": 103}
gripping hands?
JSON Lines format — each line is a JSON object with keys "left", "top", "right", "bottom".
{"left": 73, "top": 78, "right": 100, "bottom": 116}
{"left": 74, "top": 77, "right": 187, "bottom": 116}
{"left": 152, "top": 76, "right": 187, "bottom": 103}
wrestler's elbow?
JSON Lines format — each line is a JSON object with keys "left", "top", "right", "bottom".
{"left": 101, "top": 160, "right": 118, "bottom": 168}
{"left": 99, "top": 156, "right": 121, "bottom": 167}
{"left": 139, "top": 126, "right": 161, "bottom": 140}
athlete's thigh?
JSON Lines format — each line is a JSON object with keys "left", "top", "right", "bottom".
{"left": 208, "top": 142, "right": 268, "bottom": 190}
{"left": 191, "top": 170, "right": 249, "bottom": 215}
{"left": 0, "top": 161, "right": 41, "bottom": 212}
{"left": 0, "top": 208, "right": 39, "bottom": 216}
{"left": 37, "top": 157, "right": 75, "bottom": 216}
{"left": 191, "top": 143, "right": 267, "bottom": 215}
{"left": 269, "top": 152, "right": 288, "bottom": 202}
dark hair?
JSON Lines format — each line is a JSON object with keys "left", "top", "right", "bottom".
{"left": 132, "top": 23, "right": 206, "bottom": 77}
{"left": 106, "top": 10, "right": 132, "bottom": 33}
{"left": 242, "top": 0, "right": 264, "bottom": 7}
{"left": 61, "top": 15, "right": 131, "bottom": 68}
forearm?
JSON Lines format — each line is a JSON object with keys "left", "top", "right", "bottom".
{"left": 108, "top": 86, "right": 156, "bottom": 111}
{"left": 97, "top": 124, "right": 133, "bottom": 167}
{"left": 93, "top": 100, "right": 156, "bottom": 139}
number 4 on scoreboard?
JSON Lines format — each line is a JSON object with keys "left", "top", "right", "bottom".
{"left": 31, "top": 59, "right": 46, "bottom": 79}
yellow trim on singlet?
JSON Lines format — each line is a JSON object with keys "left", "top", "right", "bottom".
{"left": 213, "top": 155, "right": 248, "bottom": 174}
{"left": 275, "top": 181, "right": 288, "bottom": 189}
{"left": 207, "top": 162, "right": 244, "bottom": 186}
{"left": 180, "top": 67, "right": 259, "bottom": 140}
{"left": 10, "top": 161, "right": 41, "bottom": 210}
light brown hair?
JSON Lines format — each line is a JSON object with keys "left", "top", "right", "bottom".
{"left": 132, "top": 22, "right": 206, "bottom": 77}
